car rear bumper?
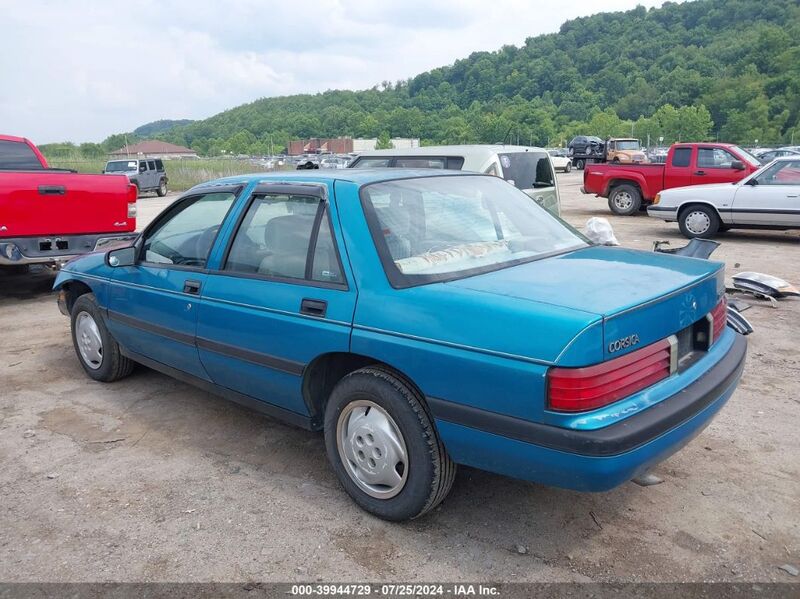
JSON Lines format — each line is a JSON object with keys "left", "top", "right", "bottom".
{"left": 0, "top": 234, "right": 137, "bottom": 267}
{"left": 431, "top": 332, "right": 746, "bottom": 491}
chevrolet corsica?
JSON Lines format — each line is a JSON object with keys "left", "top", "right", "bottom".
{"left": 54, "top": 170, "right": 747, "bottom": 521}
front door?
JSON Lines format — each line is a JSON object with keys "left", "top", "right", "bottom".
{"left": 732, "top": 159, "right": 800, "bottom": 227}
{"left": 196, "top": 183, "right": 356, "bottom": 417}
{"left": 106, "top": 190, "right": 238, "bottom": 379}
{"left": 692, "top": 146, "right": 744, "bottom": 185}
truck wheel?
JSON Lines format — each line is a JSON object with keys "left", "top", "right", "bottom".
{"left": 157, "top": 179, "right": 168, "bottom": 197}
{"left": 679, "top": 205, "right": 720, "bottom": 239}
{"left": 564, "top": 162, "right": 572, "bottom": 173}
{"left": 576, "top": 159, "right": 585, "bottom": 170}
{"left": 608, "top": 184, "right": 642, "bottom": 216}
{"left": 70, "top": 293, "right": 134, "bottom": 382}
{"left": 324, "top": 366, "right": 456, "bottom": 521}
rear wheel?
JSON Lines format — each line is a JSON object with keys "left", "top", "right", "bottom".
{"left": 576, "top": 159, "right": 585, "bottom": 170}
{"left": 608, "top": 184, "right": 642, "bottom": 216}
{"left": 678, "top": 204, "right": 720, "bottom": 239}
{"left": 157, "top": 179, "right": 167, "bottom": 197}
{"left": 564, "top": 162, "right": 572, "bottom": 173}
{"left": 324, "top": 367, "right": 456, "bottom": 521}
{"left": 70, "top": 293, "right": 134, "bottom": 382}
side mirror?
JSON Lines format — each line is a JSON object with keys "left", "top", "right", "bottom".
{"left": 731, "top": 160, "right": 745, "bottom": 171}
{"left": 106, "top": 246, "right": 136, "bottom": 267}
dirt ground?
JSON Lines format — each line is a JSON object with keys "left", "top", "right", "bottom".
{"left": 0, "top": 173, "right": 798, "bottom": 583}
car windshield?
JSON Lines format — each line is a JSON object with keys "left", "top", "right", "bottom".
{"left": 615, "top": 140, "right": 640, "bottom": 150}
{"left": 730, "top": 146, "right": 762, "bottom": 167}
{"left": 361, "top": 175, "right": 587, "bottom": 287}
{"left": 106, "top": 160, "right": 137, "bottom": 172}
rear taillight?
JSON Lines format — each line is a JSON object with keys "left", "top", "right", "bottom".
{"left": 548, "top": 339, "right": 672, "bottom": 412}
{"left": 710, "top": 296, "right": 727, "bottom": 344}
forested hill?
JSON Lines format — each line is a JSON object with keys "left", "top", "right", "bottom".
{"left": 112, "top": 0, "right": 800, "bottom": 155}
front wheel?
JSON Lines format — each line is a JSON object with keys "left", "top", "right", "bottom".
{"left": 70, "top": 293, "right": 134, "bottom": 382}
{"left": 678, "top": 205, "right": 720, "bottom": 239}
{"left": 324, "top": 367, "right": 456, "bottom": 521}
{"left": 608, "top": 184, "right": 642, "bottom": 216}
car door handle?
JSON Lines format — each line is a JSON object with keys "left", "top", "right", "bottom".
{"left": 38, "top": 185, "right": 66, "bottom": 195}
{"left": 694, "top": 171, "right": 706, "bottom": 176}
{"left": 787, "top": 194, "right": 799, "bottom": 198}
{"left": 183, "top": 279, "right": 201, "bottom": 295}
{"left": 300, "top": 298, "right": 327, "bottom": 318}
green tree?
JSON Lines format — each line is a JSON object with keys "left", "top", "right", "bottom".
{"left": 375, "top": 131, "right": 394, "bottom": 149}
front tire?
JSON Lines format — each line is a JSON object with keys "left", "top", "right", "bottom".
{"left": 608, "top": 184, "right": 642, "bottom": 216}
{"left": 324, "top": 367, "right": 456, "bottom": 521}
{"left": 678, "top": 205, "right": 720, "bottom": 239}
{"left": 70, "top": 293, "right": 134, "bottom": 382}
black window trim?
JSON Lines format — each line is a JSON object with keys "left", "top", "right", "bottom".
{"left": 359, "top": 173, "right": 587, "bottom": 290}
{"left": 217, "top": 183, "right": 349, "bottom": 291}
{"left": 135, "top": 184, "right": 244, "bottom": 272}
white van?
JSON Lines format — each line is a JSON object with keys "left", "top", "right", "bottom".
{"left": 348, "top": 145, "right": 560, "bottom": 215}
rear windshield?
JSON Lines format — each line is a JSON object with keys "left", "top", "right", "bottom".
{"left": 499, "top": 152, "right": 554, "bottom": 190}
{"left": 361, "top": 175, "right": 585, "bottom": 288}
{"left": 0, "top": 140, "right": 43, "bottom": 170}
{"left": 106, "top": 160, "right": 138, "bottom": 172}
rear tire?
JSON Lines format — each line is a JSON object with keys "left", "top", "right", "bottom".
{"left": 678, "top": 204, "right": 720, "bottom": 239}
{"left": 576, "top": 159, "right": 585, "bottom": 170}
{"left": 157, "top": 179, "right": 167, "bottom": 197}
{"left": 608, "top": 184, "right": 642, "bottom": 216}
{"left": 324, "top": 366, "right": 456, "bottom": 521}
{"left": 70, "top": 293, "right": 134, "bottom": 382}
{"left": 564, "top": 162, "right": 572, "bottom": 173}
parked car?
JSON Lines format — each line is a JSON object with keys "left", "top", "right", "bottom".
{"left": 604, "top": 138, "right": 649, "bottom": 164}
{"left": 647, "top": 156, "right": 800, "bottom": 238}
{"left": 54, "top": 169, "right": 746, "bottom": 521}
{"left": 582, "top": 143, "right": 762, "bottom": 215}
{"left": 548, "top": 149, "right": 572, "bottom": 172}
{"left": 349, "top": 145, "right": 561, "bottom": 215}
{"left": 567, "top": 135, "right": 604, "bottom": 169}
{"left": 103, "top": 158, "right": 168, "bottom": 197}
{"left": 754, "top": 148, "right": 800, "bottom": 164}
{"left": 0, "top": 134, "right": 138, "bottom": 270}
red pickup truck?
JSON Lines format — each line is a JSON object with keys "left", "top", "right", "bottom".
{"left": 582, "top": 143, "right": 762, "bottom": 215}
{"left": 0, "top": 135, "right": 138, "bottom": 270}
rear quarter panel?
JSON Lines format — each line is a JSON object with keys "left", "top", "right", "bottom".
{"left": 584, "top": 164, "right": 664, "bottom": 199}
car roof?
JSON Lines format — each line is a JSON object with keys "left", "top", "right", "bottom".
{"left": 351, "top": 144, "right": 546, "bottom": 159}
{"left": 188, "top": 168, "right": 481, "bottom": 192}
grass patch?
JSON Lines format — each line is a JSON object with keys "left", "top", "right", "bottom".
{"left": 46, "top": 158, "right": 288, "bottom": 192}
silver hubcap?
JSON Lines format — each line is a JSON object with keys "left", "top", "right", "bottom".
{"left": 76, "top": 311, "right": 103, "bottom": 370}
{"left": 614, "top": 191, "right": 633, "bottom": 210}
{"left": 685, "top": 210, "right": 710, "bottom": 235}
{"left": 337, "top": 400, "right": 408, "bottom": 499}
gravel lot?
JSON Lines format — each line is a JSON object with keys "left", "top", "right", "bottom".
{"left": 1, "top": 173, "right": 798, "bottom": 583}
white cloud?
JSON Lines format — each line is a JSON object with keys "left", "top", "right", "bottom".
{"left": 0, "top": 0, "right": 669, "bottom": 143}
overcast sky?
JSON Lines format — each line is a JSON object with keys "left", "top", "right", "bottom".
{"left": 0, "top": 0, "right": 668, "bottom": 144}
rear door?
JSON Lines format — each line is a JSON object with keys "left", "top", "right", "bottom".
{"left": 196, "top": 182, "right": 356, "bottom": 416}
{"left": 106, "top": 189, "right": 238, "bottom": 378}
{"left": 731, "top": 159, "right": 800, "bottom": 227}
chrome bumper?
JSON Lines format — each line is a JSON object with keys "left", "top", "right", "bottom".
{"left": 0, "top": 234, "right": 137, "bottom": 267}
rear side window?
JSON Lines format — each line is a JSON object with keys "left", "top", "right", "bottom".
{"left": 147, "top": 160, "right": 156, "bottom": 170}
{"left": 0, "top": 140, "right": 43, "bottom": 170}
{"left": 671, "top": 148, "right": 692, "bottom": 168}
{"left": 499, "top": 152, "right": 554, "bottom": 189}
{"left": 155, "top": 159, "right": 164, "bottom": 170}
{"left": 350, "top": 157, "right": 391, "bottom": 168}
{"left": 225, "top": 195, "right": 345, "bottom": 285}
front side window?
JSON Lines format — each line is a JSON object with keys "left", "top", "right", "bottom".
{"left": 0, "top": 140, "right": 43, "bottom": 170}
{"left": 698, "top": 148, "right": 737, "bottom": 169}
{"left": 147, "top": 160, "right": 156, "bottom": 170}
{"left": 754, "top": 160, "right": 800, "bottom": 185}
{"left": 141, "top": 192, "right": 236, "bottom": 267}
{"left": 225, "top": 195, "right": 345, "bottom": 284}
{"left": 361, "top": 175, "right": 586, "bottom": 287}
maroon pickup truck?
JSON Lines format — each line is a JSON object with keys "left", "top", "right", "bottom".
{"left": 582, "top": 143, "right": 762, "bottom": 215}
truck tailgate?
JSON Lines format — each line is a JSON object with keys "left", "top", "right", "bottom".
{"left": 0, "top": 171, "right": 136, "bottom": 237}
